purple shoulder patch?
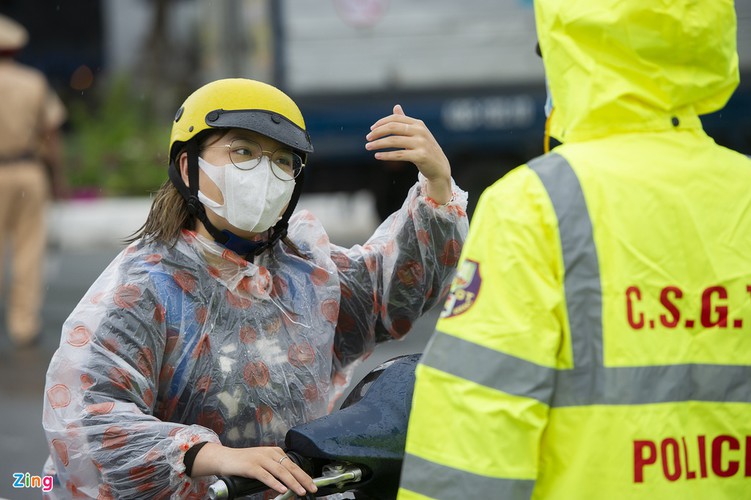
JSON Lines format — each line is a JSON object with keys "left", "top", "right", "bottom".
{"left": 440, "top": 259, "right": 481, "bottom": 319}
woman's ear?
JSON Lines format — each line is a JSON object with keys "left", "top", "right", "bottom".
{"left": 178, "top": 152, "right": 190, "bottom": 187}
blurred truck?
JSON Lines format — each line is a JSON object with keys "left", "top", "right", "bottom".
{"left": 273, "top": 0, "right": 751, "bottom": 217}
{"left": 277, "top": 0, "right": 547, "bottom": 216}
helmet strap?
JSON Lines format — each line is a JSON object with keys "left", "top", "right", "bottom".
{"left": 168, "top": 139, "right": 230, "bottom": 245}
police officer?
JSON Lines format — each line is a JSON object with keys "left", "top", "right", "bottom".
{"left": 399, "top": 0, "right": 751, "bottom": 498}
{"left": 0, "top": 13, "right": 66, "bottom": 347}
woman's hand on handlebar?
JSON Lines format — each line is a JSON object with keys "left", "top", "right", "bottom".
{"left": 191, "top": 443, "right": 318, "bottom": 497}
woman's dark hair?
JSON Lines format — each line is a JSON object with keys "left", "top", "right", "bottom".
{"left": 124, "top": 178, "right": 193, "bottom": 246}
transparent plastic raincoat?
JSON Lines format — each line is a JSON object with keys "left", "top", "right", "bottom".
{"left": 43, "top": 175, "right": 468, "bottom": 499}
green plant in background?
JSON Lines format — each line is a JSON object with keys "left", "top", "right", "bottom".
{"left": 65, "top": 76, "right": 172, "bottom": 198}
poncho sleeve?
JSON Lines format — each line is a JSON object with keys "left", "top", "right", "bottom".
{"left": 330, "top": 174, "right": 469, "bottom": 371}
{"left": 43, "top": 250, "right": 221, "bottom": 499}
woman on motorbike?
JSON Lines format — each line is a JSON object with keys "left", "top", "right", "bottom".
{"left": 42, "top": 78, "right": 468, "bottom": 498}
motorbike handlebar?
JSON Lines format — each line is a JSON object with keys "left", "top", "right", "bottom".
{"left": 207, "top": 451, "right": 364, "bottom": 500}
{"left": 207, "top": 474, "right": 267, "bottom": 500}
{"left": 273, "top": 464, "right": 363, "bottom": 500}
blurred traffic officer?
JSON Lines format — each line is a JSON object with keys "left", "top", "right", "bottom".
{"left": 0, "top": 13, "right": 66, "bottom": 348}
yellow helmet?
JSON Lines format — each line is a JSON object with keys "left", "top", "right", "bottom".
{"left": 169, "top": 78, "right": 314, "bottom": 162}
{"left": 167, "top": 79, "right": 312, "bottom": 260}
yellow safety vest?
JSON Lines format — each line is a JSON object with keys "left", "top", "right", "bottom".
{"left": 400, "top": 0, "right": 751, "bottom": 498}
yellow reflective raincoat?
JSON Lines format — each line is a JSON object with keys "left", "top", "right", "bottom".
{"left": 399, "top": 1, "right": 751, "bottom": 498}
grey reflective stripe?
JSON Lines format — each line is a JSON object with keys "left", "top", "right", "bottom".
{"left": 422, "top": 330, "right": 751, "bottom": 405}
{"left": 530, "top": 153, "right": 605, "bottom": 406}
{"left": 529, "top": 153, "right": 603, "bottom": 372}
{"left": 421, "top": 153, "right": 751, "bottom": 407}
{"left": 400, "top": 452, "right": 535, "bottom": 500}
{"left": 420, "top": 330, "right": 556, "bottom": 403}
{"left": 558, "top": 363, "right": 751, "bottom": 405}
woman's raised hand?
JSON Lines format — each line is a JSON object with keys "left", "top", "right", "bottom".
{"left": 366, "top": 104, "right": 453, "bottom": 204}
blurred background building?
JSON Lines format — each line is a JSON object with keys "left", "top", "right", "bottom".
{"left": 1, "top": 0, "right": 748, "bottom": 215}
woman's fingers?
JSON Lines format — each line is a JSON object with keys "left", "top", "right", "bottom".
{"left": 278, "top": 455, "right": 318, "bottom": 494}
{"left": 262, "top": 454, "right": 313, "bottom": 496}
{"left": 366, "top": 116, "right": 430, "bottom": 156}
{"left": 216, "top": 446, "right": 318, "bottom": 497}
{"left": 367, "top": 120, "right": 421, "bottom": 142}
{"left": 366, "top": 103, "right": 451, "bottom": 182}
{"left": 367, "top": 131, "right": 425, "bottom": 152}
{"left": 366, "top": 115, "right": 432, "bottom": 163}
{"left": 253, "top": 466, "right": 292, "bottom": 495}
{"left": 369, "top": 106, "right": 417, "bottom": 131}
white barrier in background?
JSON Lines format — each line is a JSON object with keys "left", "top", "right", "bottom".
{"left": 47, "top": 191, "right": 381, "bottom": 250}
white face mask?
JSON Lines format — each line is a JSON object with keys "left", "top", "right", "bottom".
{"left": 197, "top": 156, "right": 295, "bottom": 233}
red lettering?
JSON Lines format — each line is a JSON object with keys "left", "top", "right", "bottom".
{"left": 659, "top": 286, "right": 682, "bottom": 328}
{"left": 626, "top": 286, "right": 645, "bottom": 329}
{"left": 635, "top": 435, "right": 751, "bottom": 483}
{"left": 701, "top": 286, "right": 728, "bottom": 328}
{"left": 681, "top": 436, "right": 696, "bottom": 479}
{"left": 661, "top": 438, "right": 682, "bottom": 481}
{"left": 698, "top": 435, "right": 708, "bottom": 478}
{"left": 634, "top": 440, "right": 657, "bottom": 483}
{"left": 712, "top": 435, "right": 740, "bottom": 477}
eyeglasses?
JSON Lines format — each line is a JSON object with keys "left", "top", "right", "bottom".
{"left": 202, "top": 138, "right": 304, "bottom": 180}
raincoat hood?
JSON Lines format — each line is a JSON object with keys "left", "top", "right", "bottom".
{"left": 535, "top": 0, "right": 740, "bottom": 143}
